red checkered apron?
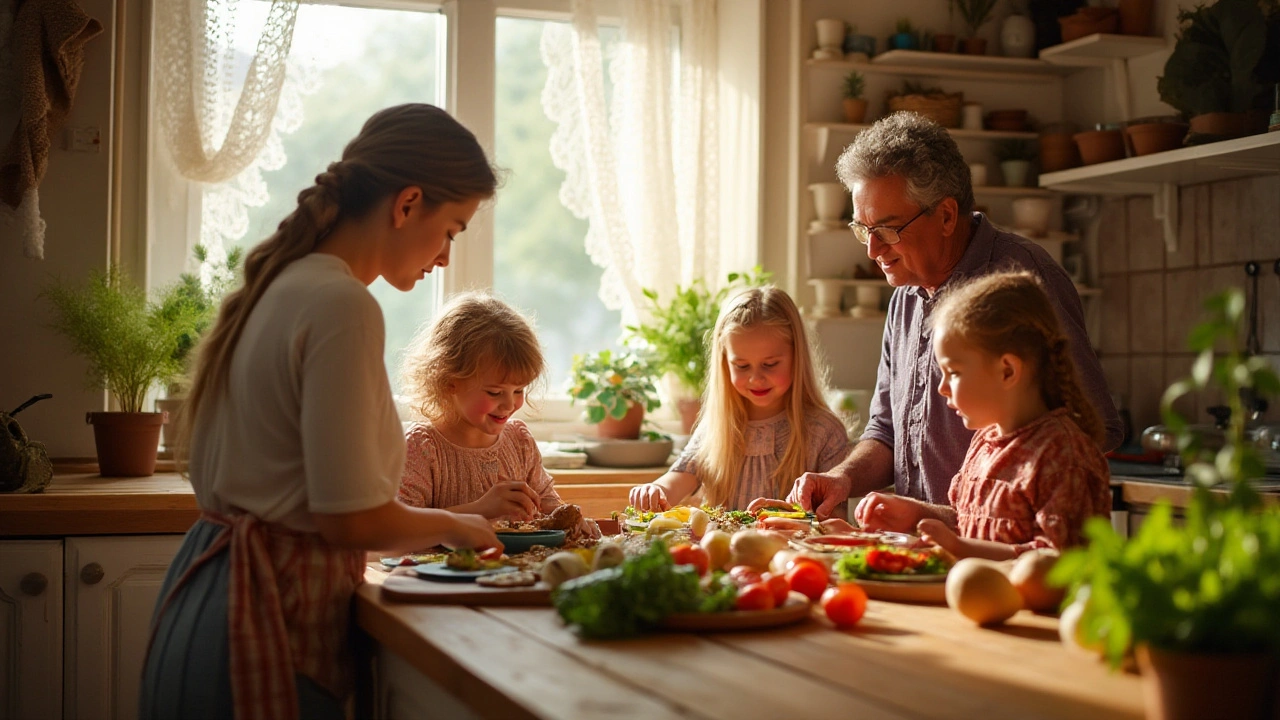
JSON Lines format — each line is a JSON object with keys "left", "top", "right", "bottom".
{"left": 148, "top": 511, "right": 366, "bottom": 720}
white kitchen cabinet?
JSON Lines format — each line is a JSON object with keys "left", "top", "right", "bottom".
{"left": 63, "top": 535, "right": 182, "bottom": 720}
{"left": 0, "top": 541, "right": 64, "bottom": 720}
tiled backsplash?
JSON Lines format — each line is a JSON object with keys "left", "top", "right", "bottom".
{"left": 1096, "top": 174, "right": 1280, "bottom": 436}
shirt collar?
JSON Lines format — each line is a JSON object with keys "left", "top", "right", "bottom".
{"left": 909, "top": 212, "right": 995, "bottom": 302}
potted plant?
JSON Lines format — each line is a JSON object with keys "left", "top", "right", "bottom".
{"left": 890, "top": 18, "right": 918, "bottom": 50}
{"left": 153, "top": 244, "right": 243, "bottom": 448}
{"left": 841, "top": 71, "right": 867, "bottom": 124}
{"left": 886, "top": 80, "right": 965, "bottom": 128}
{"left": 955, "top": 0, "right": 1000, "bottom": 54}
{"left": 1156, "top": 0, "right": 1280, "bottom": 143}
{"left": 842, "top": 23, "right": 877, "bottom": 59}
{"left": 624, "top": 268, "right": 770, "bottom": 434}
{"left": 567, "top": 349, "right": 662, "bottom": 439}
{"left": 42, "top": 267, "right": 203, "bottom": 476}
{"left": 1050, "top": 288, "right": 1280, "bottom": 720}
{"left": 993, "top": 138, "right": 1037, "bottom": 187}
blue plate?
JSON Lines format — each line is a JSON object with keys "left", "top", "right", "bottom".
{"left": 495, "top": 529, "right": 566, "bottom": 554}
{"left": 414, "top": 562, "right": 516, "bottom": 583}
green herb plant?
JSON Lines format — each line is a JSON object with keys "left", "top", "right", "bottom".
{"left": 623, "top": 267, "right": 770, "bottom": 399}
{"left": 954, "top": 0, "right": 1000, "bottom": 37}
{"left": 43, "top": 267, "right": 203, "bottom": 413}
{"left": 895, "top": 17, "right": 915, "bottom": 35}
{"left": 1156, "top": 0, "right": 1280, "bottom": 118}
{"left": 842, "top": 71, "right": 865, "bottom": 100}
{"left": 1049, "top": 288, "right": 1280, "bottom": 667}
{"left": 567, "top": 349, "right": 662, "bottom": 424}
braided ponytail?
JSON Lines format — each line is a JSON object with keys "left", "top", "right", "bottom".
{"left": 1043, "top": 335, "right": 1103, "bottom": 443}
{"left": 173, "top": 104, "right": 498, "bottom": 466}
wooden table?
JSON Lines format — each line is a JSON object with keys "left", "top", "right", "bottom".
{"left": 356, "top": 569, "right": 1145, "bottom": 720}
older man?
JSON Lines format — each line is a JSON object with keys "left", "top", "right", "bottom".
{"left": 788, "top": 113, "right": 1122, "bottom": 528}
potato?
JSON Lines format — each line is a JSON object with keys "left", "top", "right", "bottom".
{"left": 646, "top": 516, "right": 684, "bottom": 536}
{"left": 730, "top": 529, "right": 788, "bottom": 571}
{"left": 700, "top": 529, "right": 732, "bottom": 571}
{"left": 541, "top": 551, "right": 590, "bottom": 590}
{"left": 591, "top": 542, "right": 625, "bottom": 571}
{"left": 945, "top": 558, "right": 1023, "bottom": 626}
{"left": 1008, "top": 549, "right": 1065, "bottom": 613}
{"left": 688, "top": 507, "right": 710, "bottom": 540}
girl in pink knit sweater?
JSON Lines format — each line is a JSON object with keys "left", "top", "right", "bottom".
{"left": 397, "top": 292, "right": 594, "bottom": 535}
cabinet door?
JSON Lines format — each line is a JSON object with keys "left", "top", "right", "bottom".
{"left": 64, "top": 536, "right": 182, "bottom": 720}
{"left": 0, "top": 540, "right": 63, "bottom": 720}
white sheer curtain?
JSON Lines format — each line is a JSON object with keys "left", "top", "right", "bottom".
{"left": 541, "top": 0, "right": 720, "bottom": 324}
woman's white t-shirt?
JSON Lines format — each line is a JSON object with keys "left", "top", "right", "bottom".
{"left": 189, "top": 253, "right": 404, "bottom": 532}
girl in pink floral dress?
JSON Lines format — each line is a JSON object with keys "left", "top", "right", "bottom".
{"left": 863, "top": 271, "right": 1110, "bottom": 560}
{"left": 397, "top": 292, "right": 597, "bottom": 537}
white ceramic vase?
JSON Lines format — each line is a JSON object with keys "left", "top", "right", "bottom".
{"left": 851, "top": 285, "right": 883, "bottom": 318}
{"left": 815, "top": 19, "right": 846, "bottom": 52}
{"left": 969, "top": 162, "right": 989, "bottom": 187}
{"left": 1001, "top": 14, "right": 1035, "bottom": 58}
{"left": 809, "top": 182, "right": 848, "bottom": 222}
{"left": 1011, "top": 197, "right": 1054, "bottom": 236}
{"left": 811, "top": 279, "right": 844, "bottom": 318}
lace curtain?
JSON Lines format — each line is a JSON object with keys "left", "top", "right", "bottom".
{"left": 541, "top": 0, "right": 720, "bottom": 323}
{"left": 154, "top": 0, "right": 309, "bottom": 260}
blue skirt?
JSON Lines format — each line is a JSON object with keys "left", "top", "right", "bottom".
{"left": 138, "top": 518, "right": 346, "bottom": 720}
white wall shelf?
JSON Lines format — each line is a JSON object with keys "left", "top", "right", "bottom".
{"left": 1039, "top": 132, "right": 1280, "bottom": 251}
{"left": 974, "top": 185, "right": 1054, "bottom": 197}
{"left": 806, "top": 122, "right": 1038, "bottom": 141}
{"left": 807, "top": 54, "right": 1065, "bottom": 84}
{"left": 1038, "top": 33, "right": 1168, "bottom": 67}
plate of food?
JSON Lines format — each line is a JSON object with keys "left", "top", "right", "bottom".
{"left": 414, "top": 548, "right": 512, "bottom": 582}
{"left": 832, "top": 545, "right": 954, "bottom": 603}
{"left": 379, "top": 552, "right": 447, "bottom": 569}
{"left": 494, "top": 529, "right": 566, "bottom": 554}
{"left": 659, "top": 592, "right": 813, "bottom": 632}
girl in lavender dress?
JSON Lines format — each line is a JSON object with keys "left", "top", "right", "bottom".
{"left": 629, "top": 286, "right": 852, "bottom": 512}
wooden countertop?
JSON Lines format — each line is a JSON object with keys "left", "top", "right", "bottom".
{"left": 355, "top": 568, "right": 1145, "bottom": 720}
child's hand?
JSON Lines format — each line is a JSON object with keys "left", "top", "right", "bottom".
{"left": 629, "top": 483, "right": 670, "bottom": 512}
{"left": 854, "top": 492, "right": 925, "bottom": 533}
{"left": 444, "top": 512, "right": 504, "bottom": 553}
{"left": 474, "top": 481, "right": 540, "bottom": 520}
{"left": 916, "top": 518, "right": 963, "bottom": 556}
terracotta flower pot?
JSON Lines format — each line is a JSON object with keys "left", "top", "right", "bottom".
{"left": 1039, "top": 131, "right": 1081, "bottom": 172}
{"left": 1188, "top": 111, "right": 1269, "bottom": 142}
{"left": 1059, "top": 8, "right": 1118, "bottom": 43}
{"left": 1117, "top": 0, "right": 1153, "bottom": 35}
{"left": 677, "top": 398, "right": 701, "bottom": 435}
{"left": 86, "top": 411, "right": 166, "bottom": 477}
{"left": 961, "top": 37, "right": 987, "bottom": 55}
{"left": 1125, "top": 122, "right": 1188, "bottom": 156}
{"left": 842, "top": 97, "right": 868, "bottom": 124}
{"left": 932, "top": 34, "right": 956, "bottom": 52}
{"left": 596, "top": 402, "right": 645, "bottom": 439}
{"left": 1073, "top": 128, "right": 1126, "bottom": 165}
{"left": 1136, "top": 646, "right": 1280, "bottom": 720}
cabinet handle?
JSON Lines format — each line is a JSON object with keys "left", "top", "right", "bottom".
{"left": 20, "top": 572, "right": 48, "bottom": 596}
{"left": 80, "top": 562, "right": 105, "bottom": 585}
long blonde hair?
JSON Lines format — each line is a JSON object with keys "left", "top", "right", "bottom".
{"left": 932, "top": 271, "right": 1103, "bottom": 442}
{"left": 400, "top": 292, "right": 545, "bottom": 423}
{"left": 175, "top": 104, "right": 499, "bottom": 460}
{"left": 695, "top": 286, "right": 837, "bottom": 505}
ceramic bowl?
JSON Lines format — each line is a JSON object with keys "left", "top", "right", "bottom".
{"left": 582, "top": 438, "right": 674, "bottom": 468}
{"left": 1011, "top": 197, "right": 1054, "bottom": 237}
{"left": 494, "top": 529, "right": 566, "bottom": 554}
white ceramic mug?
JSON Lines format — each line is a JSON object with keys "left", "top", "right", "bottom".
{"left": 962, "top": 103, "right": 984, "bottom": 131}
{"left": 815, "top": 19, "right": 846, "bottom": 51}
{"left": 808, "top": 182, "right": 849, "bottom": 222}
{"left": 969, "top": 162, "right": 988, "bottom": 187}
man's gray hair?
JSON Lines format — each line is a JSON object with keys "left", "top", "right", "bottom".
{"left": 835, "top": 112, "right": 975, "bottom": 216}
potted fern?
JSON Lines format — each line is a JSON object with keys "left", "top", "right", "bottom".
{"left": 890, "top": 18, "right": 918, "bottom": 50}
{"left": 43, "top": 267, "right": 202, "bottom": 476}
{"left": 841, "top": 71, "right": 867, "bottom": 124}
{"left": 624, "top": 268, "right": 770, "bottom": 433}
{"left": 955, "top": 0, "right": 999, "bottom": 54}
{"left": 1050, "top": 288, "right": 1280, "bottom": 720}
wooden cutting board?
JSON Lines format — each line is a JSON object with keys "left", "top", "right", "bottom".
{"left": 379, "top": 571, "right": 552, "bottom": 606}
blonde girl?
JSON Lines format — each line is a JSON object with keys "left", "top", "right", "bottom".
{"left": 398, "top": 292, "right": 590, "bottom": 532}
{"left": 141, "top": 105, "right": 502, "bottom": 720}
{"left": 854, "top": 271, "right": 1110, "bottom": 560}
{"left": 629, "top": 286, "right": 852, "bottom": 511}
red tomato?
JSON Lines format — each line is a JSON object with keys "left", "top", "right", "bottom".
{"left": 478, "top": 547, "right": 504, "bottom": 562}
{"left": 729, "top": 565, "right": 764, "bottom": 588}
{"left": 670, "top": 544, "right": 710, "bottom": 576}
{"left": 786, "top": 555, "right": 828, "bottom": 574}
{"left": 761, "top": 572, "right": 791, "bottom": 606}
{"left": 821, "top": 583, "right": 868, "bottom": 627}
{"left": 735, "top": 582, "right": 778, "bottom": 611}
{"left": 785, "top": 560, "right": 830, "bottom": 601}
{"left": 865, "top": 548, "right": 924, "bottom": 574}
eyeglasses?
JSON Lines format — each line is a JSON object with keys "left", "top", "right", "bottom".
{"left": 848, "top": 204, "right": 934, "bottom": 246}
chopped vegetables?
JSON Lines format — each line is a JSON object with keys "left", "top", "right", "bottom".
{"left": 553, "top": 540, "right": 703, "bottom": 638}
{"left": 834, "top": 545, "right": 951, "bottom": 581}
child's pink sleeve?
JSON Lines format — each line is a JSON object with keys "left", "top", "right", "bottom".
{"left": 398, "top": 423, "right": 436, "bottom": 509}
{"left": 1023, "top": 455, "right": 1111, "bottom": 553}
{"left": 515, "top": 421, "right": 564, "bottom": 513}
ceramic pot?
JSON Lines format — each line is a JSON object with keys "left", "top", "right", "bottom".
{"left": 969, "top": 162, "right": 989, "bottom": 186}
{"left": 1136, "top": 646, "right": 1279, "bottom": 720}
{"left": 1000, "top": 159, "right": 1033, "bottom": 187}
{"left": 1038, "top": 131, "right": 1081, "bottom": 172}
{"left": 811, "top": 279, "right": 844, "bottom": 318}
{"left": 815, "top": 19, "right": 846, "bottom": 51}
{"left": 932, "top": 33, "right": 956, "bottom": 52}
{"left": 844, "top": 34, "right": 876, "bottom": 57}
{"left": 1188, "top": 112, "right": 1266, "bottom": 142}
{"left": 1125, "top": 122, "right": 1187, "bottom": 155}
{"left": 1012, "top": 197, "right": 1054, "bottom": 236}
{"left": 961, "top": 36, "right": 987, "bottom": 55}
{"left": 890, "top": 32, "right": 918, "bottom": 50}
{"left": 962, "top": 103, "right": 984, "bottom": 130}
{"left": 809, "top": 182, "right": 848, "bottom": 221}
{"left": 1117, "top": 0, "right": 1153, "bottom": 35}
{"left": 986, "top": 109, "right": 1029, "bottom": 131}
{"left": 842, "top": 98, "right": 868, "bottom": 124}
{"left": 1059, "top": 8, "right": 1118, "bottom": 42}
{"left": 852, "top": 285, "right": 882, "bottom": 318}
{"left": 86, "top": 411, "right": 166, "bottom": 476}
{"left": 1073, "top": 128, "right": 1126, "bottom": 165}
{"left": 1001, "top": 13, "right": 1036, "bottom": 57}
{"left": 596, "top": 402, "right": 645, "bottom": 439}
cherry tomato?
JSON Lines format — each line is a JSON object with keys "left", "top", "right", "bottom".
{"left": 761, "top": 572, "right": 791, "bottom": 606}
{"left": 670, "top": 544, "right": 710, "bottom": 576}
{"left": 786, "top": 555, "right": 828, "bottom": 574}
{"left": 735, "top": 582, "right": 778, "bottom": 611}
{"left": 785, "top": 560, "right": 830, "bottom": 601}
{"left": 821, "top": 583, "right": 868, "bottom": 627}
{"left": 729, "top": 565, "right": 764, "bottom": 588}
{"left": 478, "top": 547, "right": 504, "bottom": 562}
{"left": 865, "top": 548, "right": 924, "bottom": 574}
{"left": 397, "top": 557, "right": 416, "bottom": 567}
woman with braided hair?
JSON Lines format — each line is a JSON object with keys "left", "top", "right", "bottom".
{"left": 140, "top": 104, "right": 503, "bottom": 720}
{"left": 839, "top": 270, "right": 1110, "bottom": 561}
